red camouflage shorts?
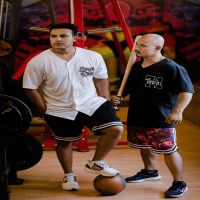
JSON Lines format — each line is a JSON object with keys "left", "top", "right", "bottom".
{"left": 127, "top": 126, "right": 178, "bottom": 154}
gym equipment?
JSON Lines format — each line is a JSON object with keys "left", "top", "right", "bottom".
{"left": 5, "top": 132, "right": 43, "bottom": 187}
{"left": 0, "top": 59, "right": 36, "bottom": 111}
{"left": 8, "top": 0, "right": 131, "bottom": 152}
{"left": 0, "top": 94, "right": 32, "bottom": 141}
{"left": 0, "top": 59, "right": 11, "bottom": 93}
{"left": 86, "top": 26, "right": 122, "bottom": 35}
{"left": 29, "top": 27, "right": 86, "bottom": 41}
{"left": 0, "top": 93, "right": 42, "bottom": 200}
{"left": 29, "top": 27, "right": 50, "bottom": 33}
{"left": 0, "top": 40, "right": 12, "bottom": 57}
{"left": 0, "top": 0, "right": 12, "bottom": 57}
{"left": 3, "top": 79, "right": 36, "bottom": 112}
{"left": 70, "top": 0, "right": 130, "bottom": 151}
{"left": 29, "top": 0, "right": 133, "bottom": 68}
{"left": 93, "top": 174, "right": 126, "bottom": 195}
{"left": 29, "top": 26, "right": 122, "bottom": 35}
{"left": 13, "top": 46, "right": 49, "bottom": 78}
{"left": 6, "top": 133, "right": 43, "bottom": 171}
{"left": 0, "top": 102, "right": 22, "bottom": 135}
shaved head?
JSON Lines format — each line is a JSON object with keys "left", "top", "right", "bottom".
{"left": 139, "top": 34, "right": 164, "bottom": 49}
{"left": 134, "top": 33, "right": 165, "bottom": 61}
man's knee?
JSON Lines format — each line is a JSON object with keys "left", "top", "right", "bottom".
{"left": 101, "top": 126, "right": 123, "bottom": 138}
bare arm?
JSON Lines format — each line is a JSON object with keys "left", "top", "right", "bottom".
{"left": 165, "top": 92, "right": 193, "bottom": 125}
{"left": 24, "top": 89, "right": 46, "bottom": 116}
{"left": 93, "top": 77, "right": 110, "bottom": 101}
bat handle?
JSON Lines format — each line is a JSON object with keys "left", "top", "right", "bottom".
{"left": 114, "top": 96, "right": 121, "bottom": 111}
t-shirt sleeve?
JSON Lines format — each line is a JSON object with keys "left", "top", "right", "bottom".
{"left": 93, "top": 54, "right": 108, "bottom": 79}
{"left": 23, "top": 61, "right": 44, "bottom": 89}
{"left": 173, "top": 66, "right": 194, "bottom": 94}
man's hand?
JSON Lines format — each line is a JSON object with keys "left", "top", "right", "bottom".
{"left": 165, "top": 92, "right": 193, "bottom": 125}
{"left": 24, "top": 89, "right": 46, "bottom": 117}
{"left": 38, "top": 107, "right": 46, "bottom": 116}
{"left": 165, "top": 110, "right": 183, "bottom": 125}
{"left": 111, "top": 96, "right": 124, "bottom": 106}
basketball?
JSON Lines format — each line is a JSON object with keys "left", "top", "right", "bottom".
{"left": 93, "top": 175, "right": 126, "bottom": 195}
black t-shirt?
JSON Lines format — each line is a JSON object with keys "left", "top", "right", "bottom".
{"left": 124, "top": 58, "right": 194, "bottom": 128}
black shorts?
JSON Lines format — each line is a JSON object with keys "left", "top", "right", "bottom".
{"left": 44, "top": 101, "right": 123, "bottom": 141}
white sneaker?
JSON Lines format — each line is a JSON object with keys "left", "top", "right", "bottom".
{"left": 84, "top": 159, "right": 120, "bottom": 177}
{"left": 62, "top": 173, "right": 80, "bottom": 191}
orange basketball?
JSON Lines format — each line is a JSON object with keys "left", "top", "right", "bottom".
{"left": 93, "top": 175, "right": 126, "bottom": 195}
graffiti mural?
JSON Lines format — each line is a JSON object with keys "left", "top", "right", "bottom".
{"left": 1, "top": 0, "right": 200, "bottom": 82}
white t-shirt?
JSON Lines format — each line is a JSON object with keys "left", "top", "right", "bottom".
{"left": 23, "top": 47, "right": 108, "bottom": 120}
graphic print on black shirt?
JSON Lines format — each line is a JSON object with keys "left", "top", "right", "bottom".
{"left": 145, "top": 75, "right": 163, "bottom": 89}
{"left": 123, "top": 58, "right": 194, "bottom": 128}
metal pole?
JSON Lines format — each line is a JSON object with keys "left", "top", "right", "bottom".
{"left": 5, "top": 0, "right": 22, "bottom": 74}
{"left": 70, "top": 0, "right": 74, "bottom": 24}
{"left": 46, "top": 0, "right": 57, "bottom": 25}
{"left": 0, "top": 138, "right": 10, "bottom": 200}
{"left": 73, "top": 0, "right": 84, "bottom": 48}
{"left": 3, "top": 1, "right": 8, "bottom": 39}
{"left": 0, "top": 0, "right": 5, "bottom": 36}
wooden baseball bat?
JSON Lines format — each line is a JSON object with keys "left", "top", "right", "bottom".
{"left": 114, "top": 46, "right": 137, "bottom": 110}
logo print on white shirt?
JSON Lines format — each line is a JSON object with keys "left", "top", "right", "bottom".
{"left": 145, "top": 75, "right": 163, "bottom": 89}
{"left": 79, "top": 67, "right": 94, "bottom": 77}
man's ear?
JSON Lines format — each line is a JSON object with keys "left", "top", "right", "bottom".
{"left": 73, "top": 35, "right": 77, "bottom": 42}
{"left": 155, "top": 46, "right": 162, "bottom": 51}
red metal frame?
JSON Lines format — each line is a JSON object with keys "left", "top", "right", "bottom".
{"left": 28, "top": 122, "right": 127, "bottom": 148}
{"left": 28, "top": 123, "right": 85, "bottom": 148}
{"left": 97, "top": 0, "right": 127, "bottom": 67}
{"left": 12, "top": 51, "right": 43, "bottom": 79}
{"left": 97, "top": 0, "right": 139, "bottom": 66}
{"left": 73, "top": 0, "right": 84, "bottom": 48}
{"left": 12, "top": 45, "right": 51, "bottom": 79}
{"left": 111, "top": 0, "right": 134, "bottom": 51}
{"left": 72, "top": 0, "right": 89, "bottom": 151}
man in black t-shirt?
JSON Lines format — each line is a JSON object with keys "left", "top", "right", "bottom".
{"left": 112, "top": 34, "right": 194, "bottom": 198}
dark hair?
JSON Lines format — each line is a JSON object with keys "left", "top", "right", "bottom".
{"left": 49, "top": 23, "right": 78, "bottom": 36}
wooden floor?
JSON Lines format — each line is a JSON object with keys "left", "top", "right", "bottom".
{"left": 9, "top": 109, "right": 200, "bottom": 199}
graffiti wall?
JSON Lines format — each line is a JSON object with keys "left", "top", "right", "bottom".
{"left": 1, "top": 0, "right": 200, "bottom": 83}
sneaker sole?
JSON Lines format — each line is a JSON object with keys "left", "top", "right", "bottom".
{"left": 84, "top": 166, "right": 120, "bottom": 177}
{"left": 165, "top": 187, "right": 188, "bottom": 198}
{"left": 126, "top": 175, "right": 162, "bottom": 183}
{"left": 62, "top": 186, "right": 80, "bottom": 191}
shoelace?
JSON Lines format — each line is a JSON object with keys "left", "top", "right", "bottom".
{"left": 64, "top": 174, "right": 75, "bottom": 181}
{"left": 94, "top": 161, "right": 110, "bottom": 168}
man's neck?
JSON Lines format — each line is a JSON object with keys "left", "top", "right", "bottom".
{"left": 142, "top": 54, "right": 164, "bottom": 68}
{"left": 52, "top": 46, "right": 76, "bottom": 55}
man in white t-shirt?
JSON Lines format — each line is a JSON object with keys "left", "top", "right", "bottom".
{"left": 23, "top": 23, "right": 123, "bottom": 191}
